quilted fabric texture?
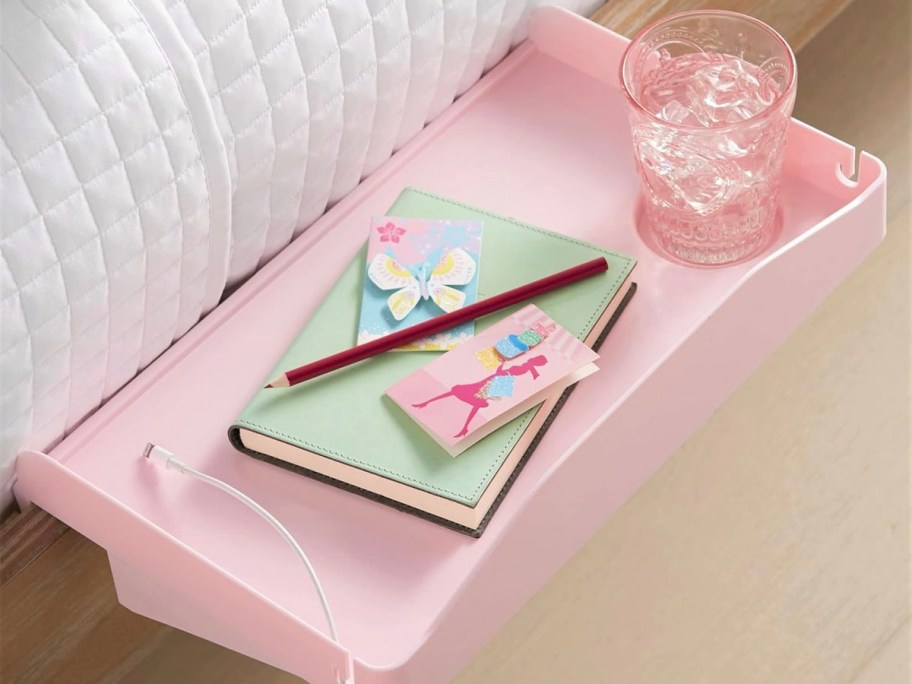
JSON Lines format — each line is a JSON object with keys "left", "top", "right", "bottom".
{"left": 0, "top": 0, "right": 599, "bottom": 510}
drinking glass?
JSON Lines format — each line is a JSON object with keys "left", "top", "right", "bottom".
{"left": 620, "top": 11, "right": 797, "bottom": 265}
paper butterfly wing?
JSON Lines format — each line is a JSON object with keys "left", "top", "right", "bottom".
{"left": 388, "top": 285, "right": 421, "bottom": 321}
{"left": 429, "top": 248, "right": 476, "bottom": 286}
{"left": 368, "top": 253, "right": 421, "bottom": 321}
{"left": 426, "top": 247, "right": 476, "bottom": 313}
{"left": 368, "top": 253, "right": 416, "bottom": 290}
{"left": 426, "top": 282, "right": 466, "bottom": 313}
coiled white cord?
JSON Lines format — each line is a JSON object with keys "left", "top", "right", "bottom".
{"left": 143, "top": 443, "right": 352, "bottom": 683}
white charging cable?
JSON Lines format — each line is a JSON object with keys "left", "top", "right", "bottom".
{"left": 143, "top": 443, "right": 352, "bottom": 683}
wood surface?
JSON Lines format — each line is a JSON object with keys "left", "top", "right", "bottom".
{"left": 590, "top": 0, "right": 855, "bottom": 46}
{"left": 2, "top": 0, "right": 909, "bottom": 682}
{"left": 0, "top": 503, "right": 67, "bottom": 586}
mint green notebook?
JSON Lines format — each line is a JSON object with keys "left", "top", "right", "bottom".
{"left": 228, "top": 188, "right": 636, "bottom": 536}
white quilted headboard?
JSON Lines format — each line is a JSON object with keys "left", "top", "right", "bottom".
{"left": 0, "top": 0, "right": 600, "bottom": 512}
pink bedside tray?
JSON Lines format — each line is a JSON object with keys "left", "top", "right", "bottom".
{"left": 14, "top": 8, "right": 886, "bottom": 684}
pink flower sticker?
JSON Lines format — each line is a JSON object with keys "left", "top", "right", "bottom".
{"left": 377, "top": 221, "right": 406, "bottom": 243}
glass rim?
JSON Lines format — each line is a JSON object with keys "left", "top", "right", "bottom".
{"left": 619, "top": 10, "right": 797, "bottom": 133}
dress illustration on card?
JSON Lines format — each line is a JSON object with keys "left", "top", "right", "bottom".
{"left": 387, "top": 306, "right": 600, "bottom": 455}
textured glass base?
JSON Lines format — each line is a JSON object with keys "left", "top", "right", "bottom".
{"left": 638, "top": 203, "right": 783, "bottom": 267}
{"left": 658, "top": 228, "right": 766, "bottom": 265}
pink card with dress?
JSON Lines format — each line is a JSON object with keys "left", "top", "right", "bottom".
{"left": 386, "top": 304, "right": 600, "bottom": 456}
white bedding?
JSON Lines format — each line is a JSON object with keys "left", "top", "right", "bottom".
{"left": 0, "top": 0, "right": 600, "bottom": 511}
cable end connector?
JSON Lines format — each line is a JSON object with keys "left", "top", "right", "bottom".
{"left": 143, "top": 442, "right": 176, "bottom": 469}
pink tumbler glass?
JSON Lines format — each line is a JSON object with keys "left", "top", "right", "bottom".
{"left": 621, "top": 11, "right": 797, "bottom": 265}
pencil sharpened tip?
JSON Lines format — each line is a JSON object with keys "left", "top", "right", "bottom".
{"left": 264, "top": 383, "right": 273, "bottom": 389}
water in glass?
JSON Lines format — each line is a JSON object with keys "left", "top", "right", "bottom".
{"left": 622, "top": 12, "right": 796, "bottom": 265}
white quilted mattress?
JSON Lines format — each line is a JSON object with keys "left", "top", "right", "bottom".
{"left": 0, "top": 0, "right": 600, "bottom": 511}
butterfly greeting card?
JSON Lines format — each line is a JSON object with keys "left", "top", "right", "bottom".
{"left": 357, "top": 216, "right": 483, "bottom": 351}
{"left": 387, "top": 304, "right": 600, "bottom": 456}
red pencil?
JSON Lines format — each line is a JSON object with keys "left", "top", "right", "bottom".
{"left": 265, "top": 257, "right": 609, "bottom": 388}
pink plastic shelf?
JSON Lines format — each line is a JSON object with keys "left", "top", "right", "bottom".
{"left": 14, "top": 9, "right": 885, "bottom": 684}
